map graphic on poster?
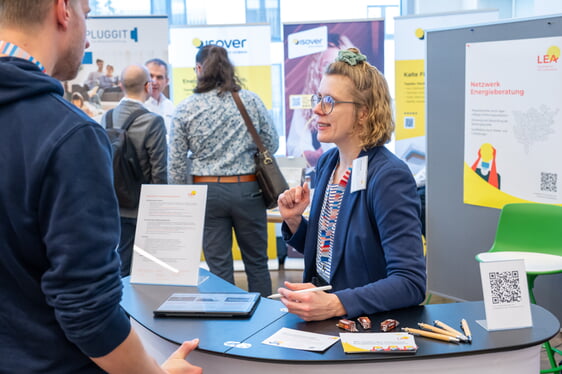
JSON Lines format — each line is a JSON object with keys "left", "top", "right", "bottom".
{"left": 464, "top": 36, "right": 562, "bottom": 208}
{"left": 283, "top": 20, "right": 384, "bottom": 167}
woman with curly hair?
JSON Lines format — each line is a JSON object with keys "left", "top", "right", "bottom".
{"left": 276, "top": 48, "right": 426, "bottom": 320}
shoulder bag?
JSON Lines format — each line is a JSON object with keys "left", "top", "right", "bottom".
{"left": 232, "top": 91, "right": 288, "bottom": 209}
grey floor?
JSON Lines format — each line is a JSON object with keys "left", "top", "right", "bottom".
{"left": 233, "top": 266, "right": 562, "bottom": 373}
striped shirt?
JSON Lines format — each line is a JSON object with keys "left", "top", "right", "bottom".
{"left": 316, "top": 166, "right": 352, "bottom": 283}
{"left": 0, "top": 41, "right": 46, "bottom": 73}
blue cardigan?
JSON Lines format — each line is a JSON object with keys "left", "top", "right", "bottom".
{"left": 284, "top": 146, "right": 426, "bottom": 318}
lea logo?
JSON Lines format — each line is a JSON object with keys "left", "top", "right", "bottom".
{"left": 537, "top": 46, "right": 560, "bottom": 64}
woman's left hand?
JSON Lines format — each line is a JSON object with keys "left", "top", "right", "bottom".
{"left": 276, "top": 281, "right": 346, "bottom": 321}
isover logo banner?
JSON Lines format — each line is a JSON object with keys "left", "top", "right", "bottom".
{"left": 169, "top": 25, "right": 271, "bottom": 105}
{"left": 283, "top": 20, "right": 384, "bottom": 163}
{"left": 191, "top": 37, "right": 248, "bottom": 52}
{"left": 287, "top": 26, "right": 327, "bottom": 59}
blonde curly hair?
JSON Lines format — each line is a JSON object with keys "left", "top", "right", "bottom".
{"left": 326, "top": 47, "right": 394, "bottom": 149}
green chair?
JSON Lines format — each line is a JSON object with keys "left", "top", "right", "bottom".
{"left": 475, "top": 203, "right": 562, "bottom": 374}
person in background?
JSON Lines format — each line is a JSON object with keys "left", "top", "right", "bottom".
{"left": 276, "top": 48, "right": 426, "bottom": 321}
{"left": 0, "top": 1, "right": 201, "bottom": 372}
{"left": 101, "top": 64, "right": 168, "bottom": 277}
{"left": 71, "top": 91, "right": 95, "bottom": 117}
{"left": 86, "top": 57, "right": 104, "bottom": 90}
{"left": 169, "top": 45, "right": 279, "bottom": 297}
{"left": 98, "top": 64, "right": 119, "bottom": 90}
{"left": 145, "top": 58, "right": 175, "bottom": 136}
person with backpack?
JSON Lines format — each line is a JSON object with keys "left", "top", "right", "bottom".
{"left": 101, "top": 64, "right": 168, "bottom": 277}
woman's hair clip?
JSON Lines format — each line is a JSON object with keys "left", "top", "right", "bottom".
{"left": 336, "top": 50, "right": 367, "bottom": 66}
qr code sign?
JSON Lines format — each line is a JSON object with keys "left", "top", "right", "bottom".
{"left": 489, "top": 271, "right": 522, "bottom": 305}
{"left": 540, "top": 172, "right": 557, "bottom": 193}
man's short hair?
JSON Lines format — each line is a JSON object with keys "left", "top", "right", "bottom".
{"left": 121, "top": 65, "right": 150, "bottom": 95}
{"left": 145, "top": 58, "right": 169, "bottom": 77}
{"left": 0, "top": 0, "right": 52, "bottom": 26}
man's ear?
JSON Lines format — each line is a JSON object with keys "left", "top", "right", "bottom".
{"left": 55, "top": 0, "right": 71, "bottom": 30}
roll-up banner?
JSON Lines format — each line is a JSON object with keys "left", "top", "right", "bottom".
{"left": 169, "top": 24, "right": 272, "bottom": 108}
{"left": 464, "top": 36, "right": 562, "bottom": 208}
{"left": 283, "top": 20, "right": 384, "bottom": 167}
{"left": 394, "top": 10, "right": 499, "bottom": 178}
{"left": 65, "top": 16, "right": 169, "bottom": 122}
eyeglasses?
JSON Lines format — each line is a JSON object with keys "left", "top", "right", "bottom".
{"left": 311, "top": 94, "right": 358, "bottom": 115}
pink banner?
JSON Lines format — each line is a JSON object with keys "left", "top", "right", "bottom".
{"left": 283, "top": 20, "right": 384, "bottom": 166}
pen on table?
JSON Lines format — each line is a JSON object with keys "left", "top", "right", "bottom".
{"left": 417, "top": 322, "right": 465, "bottom": 340}
{"left": 434, "top": 320, "right": 469, "bottom": 342}
{"left": 402, "top": 327, "right": 460, "bottom": 344}
{"left": 461, "top": 318, "right": 472, "bottom": 343}
{"left": 267, "top": 285, "right": 333, "bottom": 299}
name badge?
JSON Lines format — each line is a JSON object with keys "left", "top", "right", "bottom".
{"left": 350, "top": 156, "right": 368, "bottom": 193}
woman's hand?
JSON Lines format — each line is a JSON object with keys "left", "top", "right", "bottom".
{"left": 277, "top": 183, "right": 311, "bottom": 233}
{"left": 276, "top": 281, "right": 346, "bottom": 321}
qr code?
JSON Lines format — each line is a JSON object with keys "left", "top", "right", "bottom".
{"left": 404, "top": 117, "right": 415, "bottom": 129}
{"left": 540, "top": 172, "right": 557, "bottom": 193}
{"left": 289, "top": 95, "right": 302, "bottom": 109}
{"left": 489, "top": 271, "right": 522, "bottom": 304}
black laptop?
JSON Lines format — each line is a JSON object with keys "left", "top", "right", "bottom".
{"left": 153, "top": 292, "right": 261, "bottom": 318}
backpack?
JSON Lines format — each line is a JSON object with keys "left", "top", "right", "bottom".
{"left": 105, "top": 107, "right": 149, "bottom": 209}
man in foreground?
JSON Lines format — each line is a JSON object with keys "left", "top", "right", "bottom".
{"left": 0, "top": 1, "right": 201, "bottom": 372}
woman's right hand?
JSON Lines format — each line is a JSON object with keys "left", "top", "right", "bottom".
{"left": 277, "top": 183, "right": 311, "bottom": 233}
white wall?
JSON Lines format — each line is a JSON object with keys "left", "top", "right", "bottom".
{"left": 280, "top": 0, "right": 389, "bottom": 22}
{"left": 534, "top": 0, "right": 562, "bottom": 15}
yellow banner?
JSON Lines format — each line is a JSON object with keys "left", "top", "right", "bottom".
{"left": 463, "top": 162, "right": 535, "bottom": 208}
{"left": 172, "top": 65, "right": 272, "bottom": 109}
{"left": 395, "top": 59, "right": 425, "bottom": 140}
{"left": 172, "top": 67, "right": 197, "bottom": 105}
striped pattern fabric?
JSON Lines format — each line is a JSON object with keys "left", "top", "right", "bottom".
{"left": 316, "top": 166, "right": 352, "bottom": 283}
{"left": 0, "top": 41, "right": 46, "bottom": 73}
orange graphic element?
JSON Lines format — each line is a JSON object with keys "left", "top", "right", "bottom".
{"left": 471, "top": 143, "right": 500, "bottom": 189}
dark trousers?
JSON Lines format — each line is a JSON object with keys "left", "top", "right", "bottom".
{"left": 201, "top": 181, "right": 272, "bottom": 297}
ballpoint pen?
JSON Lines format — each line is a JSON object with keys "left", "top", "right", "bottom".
{"left": 267, "top": 285, "right": 332, "bottom": 299}
{"left": 461, "top": 318, "right": 472, "bottom": 343}
{"left": 434, "top": 320, "right": 469, "bottom": 342}
{"left": 402, "top": 327, "right": 460, "bottom": 344}
{"left": 417, "top": 322, "right": 465, "bottom": 341}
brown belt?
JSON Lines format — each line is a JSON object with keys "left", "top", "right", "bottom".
{"left": 193, "top": 174, "right": 257, "bottom": 183}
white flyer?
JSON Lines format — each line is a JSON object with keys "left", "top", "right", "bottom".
{"left": 130, "top": 184, "right": 207, "bottom": 285}
{"left": 262, "top": 327, "right": 340, "bottom": 352}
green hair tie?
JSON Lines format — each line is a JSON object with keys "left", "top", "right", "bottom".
{"left": 336, "top": 50, "right": 367, "bottom": 66}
